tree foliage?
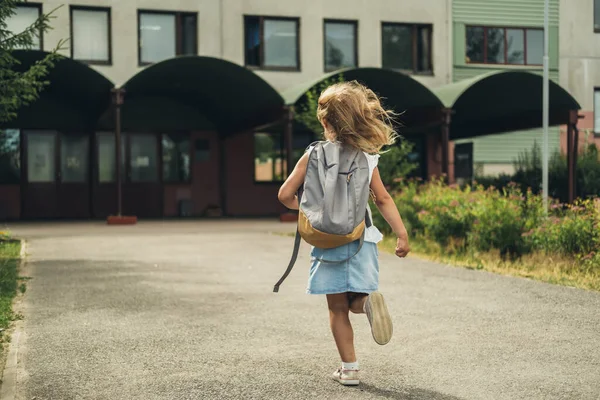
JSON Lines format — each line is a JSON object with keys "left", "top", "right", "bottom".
{"left": 0, "top": 0, "right": 66, "bottom": 124}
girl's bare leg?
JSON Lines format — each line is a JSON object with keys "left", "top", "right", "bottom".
{"left": 349, "top": 293, "right": 367, "bottom": 314}
{"left": 326, "top": 293, "right": 356, "bottom": 363}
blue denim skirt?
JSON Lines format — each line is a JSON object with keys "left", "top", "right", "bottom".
{"left": 307, "top": 240, "right": 379, "bottom": 295}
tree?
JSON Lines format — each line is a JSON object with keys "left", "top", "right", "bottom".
{"left": 0, "top": 0, "right": 66, "bottom": 124}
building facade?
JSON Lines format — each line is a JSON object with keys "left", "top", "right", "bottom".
{"left": 0, "top": 0, "right": 591, "bottom": 220}
{"left": 451, "top": 0, "right": 562, "bottom": 176}
{"left": 28, "top": 0, "right": 452, "bottom": 90}
{"left": 559, "top": 0, "right": 600, "bottom": 151}
{"left": 0, "top": 0, "right": 453, "bottom": 220}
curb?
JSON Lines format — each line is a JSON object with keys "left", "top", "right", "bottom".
{"left": 0, "top": 239, "right": 27, "bottom": 400}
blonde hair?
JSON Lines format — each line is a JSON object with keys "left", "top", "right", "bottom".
{"left": 316, "top": 81, "right": 398, "bottom": 154}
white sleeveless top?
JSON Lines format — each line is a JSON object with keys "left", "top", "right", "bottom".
{"left": 306, "top": 146, "right": 384, "bottom": 244}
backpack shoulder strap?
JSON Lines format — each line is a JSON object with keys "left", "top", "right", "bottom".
{"left": 306, "top": 140, "right": 324, "bottom": 151}
{"left": 273, "top": 185, "right": 306, "bottom": 293}
{"left": 273, "top": 227, "right": 302, "bottom": 293}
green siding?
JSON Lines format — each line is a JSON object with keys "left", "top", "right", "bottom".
{"left": 453, "top": 0, "right": 559, "bottom": 26}
{"left": 457, "top": 128, "right": 561, "bottom": 164}
{"left": 453, "top": 66, "right": 560, "bottom": 83}
{"left": 452, "top": 0, "right": 561, "bottom": 170}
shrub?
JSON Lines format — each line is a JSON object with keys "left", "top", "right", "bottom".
{"left": 527, "top": 199, "right": 600, "bottom": 256}
{"left": 371, "top": 179, "right": 421, "bottom": 236}
{"left": 372, "top": 179, "right": 599, "bottom": 268}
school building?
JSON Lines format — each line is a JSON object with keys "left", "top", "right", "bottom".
{"left": 0, "top": 0, "right": 585, "bottom": 220}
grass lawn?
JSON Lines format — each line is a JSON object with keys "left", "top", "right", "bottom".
{"left": 379, "top": 236, "right": 600, "bottom": 292}
{"left": 0, "top": 238, "right": 21, "bottom": 343}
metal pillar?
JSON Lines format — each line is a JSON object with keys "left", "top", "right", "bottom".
{"left": 284, "top": 106, "right": 294, "bottom": 177}
{"left": 567, "top": 110, "right": 580, "bottom": 203}
{"left": 542, "top": 0, "right": 550, "bottom": 213}
{"left": 111, "top": 88, "right": 125, "bottom": 216}
{"left": 441, "top": 108, "right": 451, "bottom": 182}
{"left": 567, "top": 118, "right": 574, "bottom": 204}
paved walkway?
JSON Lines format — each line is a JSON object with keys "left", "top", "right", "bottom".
{"left": 3, "top": 221, "right": 600, "bottom": 400}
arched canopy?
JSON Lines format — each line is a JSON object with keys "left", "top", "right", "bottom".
{"left": 434, "top": 71, "right": 581, "bottom": 140}
{"left": 5, "top": 50, "right": 114, "bottom": 131}
{"left": 283, "top": 68, "right": 444, "bottom": 135}
{"left": 119, "top": 56, "right": 285, "bottom": 134}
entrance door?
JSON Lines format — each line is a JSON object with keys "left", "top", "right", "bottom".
{"left": 23, "top": 131, "right": 58, "bottom": 219}
{"left": 123, "top": 134, "right": 162, "bottom": 217}
{"left": 23, "top": 131, "right": 92, "bottom": 219}
{"left": 92, "top": 133, "right": 162, "bottom": 218}
{"left": 454, "top": 143, "right": 474, "bottom": 185}
{"left": 58, "top": 134, "right": 90, "bottom": 218}
{"left": 92, "top": 132, "right": 122, "bottom": 218}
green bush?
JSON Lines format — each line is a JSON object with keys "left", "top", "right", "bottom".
{"left": 526, "top": 199, "right": 600, "bottom": 256}
{"left": 372, "top": 179, "right": 599, "bottom": 267}
{"left": 415, "top": 181, "right": 477, "bottom": 247}
{"left": 371, "top": 179, "right": 421, "bottom": 236}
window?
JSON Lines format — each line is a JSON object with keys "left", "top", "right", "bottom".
{"left": 595, "top": 0, "right": 600, "bottom": 32}
{"left": 162, "top": 134, "right": 191, "bottom": 182}
{"left": 194, "top": 139, "right": 210, "bottom": 162}
{"left": 129, "top": 134, "right": 158, "bottom": 182}
{"left": 96, "top": 132, "right": 125, "bottom": 183}
{"left": 244, "top": 16, "right": 300, "bottom": 70}
{"left": 595, "top": 89, "right": 600, "bottom": 136}
{"left": 324, "top": 20, "right": 358, "bottom": 71}
{"left": 466, "top": 26, "right": 543, "bottom": 65}
{"left": 382, "top": 23, "right": 432, "bottom": 74}
{"left": 0, "top": 130, "right": 21, "bottom": 184}
{"left": 6, "top": 4, "right": 42, "bottom": 50}
{"left": 254, "top": 133, "right": 286, "bottom": 182}
{"left": 70, "top": 6, "right": 111, "bottom": 64}
{"left": 138, "top": 11, "right": 197, "bottom": 65}
{"left": 61, "top": 135, "right": 89, "bottom": 183}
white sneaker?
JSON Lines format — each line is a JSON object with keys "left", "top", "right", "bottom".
{"left": 364, "top": 291, "right": 393, "bottom": 345}
{"left": 331, "top": 368, "right": 360, "bottom": 386}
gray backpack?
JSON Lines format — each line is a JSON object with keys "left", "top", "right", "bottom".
{"left": 273, "top": 141, "right": 372, "bottom": 292}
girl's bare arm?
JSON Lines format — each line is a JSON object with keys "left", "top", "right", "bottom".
{"left": 370, "top": 167, "right": 410, "bottom": 257}
{"left": 277, "top": 153, "right": 309, "bottom": 210}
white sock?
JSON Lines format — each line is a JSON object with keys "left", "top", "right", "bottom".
{"left": 342, "top": 361, "right": 359, "bottom": 371}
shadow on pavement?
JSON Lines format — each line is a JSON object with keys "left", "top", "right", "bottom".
{"left": 358, "top": 383, "right": 464, "bottom": 400}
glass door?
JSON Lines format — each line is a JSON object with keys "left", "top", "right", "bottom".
{"left": 123, "top": 134, "right": 162, "bottom": 217}
{"left": 93, "top": 133, "right": 162, "bottom": 218}
{"left": 23, "top": 131, "right": 58, "bottom": 218}
{"left": 57, "top": 134, "right": 91, "bottom": 218}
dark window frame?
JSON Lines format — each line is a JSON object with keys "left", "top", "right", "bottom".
{"left": 243, "top": 15, "right": 301, "bottom": 72}
{"left": 253, "top": 131, "right": 287, "bottom": 184}
{"left": 595, "top": 0, "right": 600, "bottom": 33}
{"left": 465, "top": 25, "right": 543, "bottom": 66}
{"left": 381, "top": 21, "right": 433, "bottom": 75}
{"left": 594, "top": 87, "right": 600, "bottom": 137}
{"left": 137, "top": 9, "right": 198, "bottom": 66}
{"left": 69, "top": 5, "right": 112, "bottom": 65}
{"left": 323, "top": 18, "right": 359, "bottom": 72}
{"left": 12, "top": 2, "right": 44, "bottom": 50}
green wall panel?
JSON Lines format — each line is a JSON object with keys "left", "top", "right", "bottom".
{"left": 453, "top": 0, "right": 559, "bottom": 26}
{"left": 453, "top": 66, "right": 560, "bottom": 83}
{"left": 456, "top": 128, "right": 561, "bottom": 164}
{"left": 452, "top": 0, "right": 561, "bottom": 171}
